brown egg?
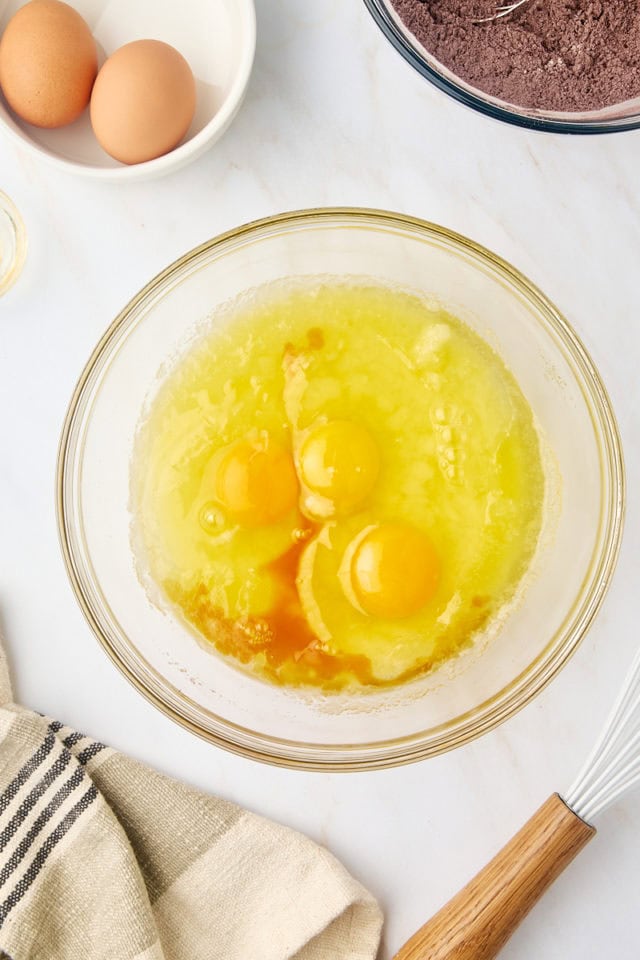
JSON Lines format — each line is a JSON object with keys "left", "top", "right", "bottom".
{"left": 0, "top": 0, "right": 97, "bottom": 128}
{"left": 90, "top": 40, "right": 196, "bottom": 165}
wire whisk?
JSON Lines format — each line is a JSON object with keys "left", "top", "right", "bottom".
{"left": 395, "top": 644, "right": 640, "bottom": 959}
{"left": 566, "top": 645, "right": 640, "bottom": 822}
{"left": 473, "top": 0, "right": 532, "bottom": 24}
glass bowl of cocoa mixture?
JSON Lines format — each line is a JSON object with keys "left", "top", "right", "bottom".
{"left": 363, "top": 0, "right": 640, "bottom": 134}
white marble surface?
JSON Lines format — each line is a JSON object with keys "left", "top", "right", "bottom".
{"left": 1, "top": 1, "right": 640, "bottom": 956}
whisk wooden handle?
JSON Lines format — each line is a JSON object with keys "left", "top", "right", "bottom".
{"left": 393, "top": 793, "right": 595, "bottom": 960}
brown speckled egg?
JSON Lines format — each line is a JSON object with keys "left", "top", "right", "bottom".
{"left": 0, "top": 0, "right": 97, "bottom": 128}
{"left": 90, "top": 39, "right": 196, "bottom": 165}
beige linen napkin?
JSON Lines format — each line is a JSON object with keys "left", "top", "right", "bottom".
{"left": 0, "top": 640, "right": 382, "bottom": 960}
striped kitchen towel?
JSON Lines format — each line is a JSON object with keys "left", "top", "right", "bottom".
{"left": 0, "top": 641, "right": 382, "bottom": 960}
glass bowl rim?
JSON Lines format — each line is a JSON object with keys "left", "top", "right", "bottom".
{"left": 0, "top": 190, "right": 28, "bottom": 295}
{"left": 57, "top": 206, "right": 626, "bottom": 770}
{"left": 361, "top": 0, "right": 640, "bottom": 135}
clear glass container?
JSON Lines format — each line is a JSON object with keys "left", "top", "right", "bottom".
{"left": 363, "top": 0, "right": 640, "bottom": 134}
{"left": 57, "top": 209, "right": 625, "bottom": 769}
{"left": 0, "top": 191, "right": 26, "bottom": 295}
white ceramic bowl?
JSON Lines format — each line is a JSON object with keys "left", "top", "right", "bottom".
{"left": 0, "top": 0, "right": 256, "bottom": 180}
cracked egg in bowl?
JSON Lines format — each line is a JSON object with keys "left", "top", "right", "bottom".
{"left": 132, "top": 281, "right": 546, "bottom": 692}
{"left": 58, "top": 210, "right": 623, "bottom": 768}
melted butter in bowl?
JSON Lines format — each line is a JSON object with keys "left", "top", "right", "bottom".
{"left": 132, "top": 280, "right": 546, "bottom": 692}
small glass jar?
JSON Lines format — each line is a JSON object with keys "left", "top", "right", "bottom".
{"left": 0, "top": 191, "right": 27, "bottom": 296}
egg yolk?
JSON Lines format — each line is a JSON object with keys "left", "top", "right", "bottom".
{"left": 212, "top": 438, "right": 298, "bottom": 527}
{"left": 298, "top": 420, "right": 380, "bottom": 513}
{"left": 348, "top": 523, "right": 440, "bottom": 619}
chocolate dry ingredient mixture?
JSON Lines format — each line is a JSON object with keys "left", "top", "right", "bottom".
{"left": 391, "top": 0, "right": 640, "bottom": 112}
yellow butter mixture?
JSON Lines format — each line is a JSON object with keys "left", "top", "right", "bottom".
{"left": 132, "top": 282, "right": 545, "bottom": 690}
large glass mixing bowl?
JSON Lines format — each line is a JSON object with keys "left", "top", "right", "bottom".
{"left": 57, "top": 209, "right": 624, "bottom": 770}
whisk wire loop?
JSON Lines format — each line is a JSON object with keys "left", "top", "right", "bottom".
{"left": 472, "top": 0, "right": 531, "bottom": 24}
{"left": 565, "top": 645, "right": 640, "bottom": 822}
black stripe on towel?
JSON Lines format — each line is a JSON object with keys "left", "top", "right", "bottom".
{"left": 61, "top": 731, "right": 85, "bottom": 749}
{"left": 0, "top": 784, "right": 98, "bottom": 927}
{"left": 0, "top": 726, "right": 59, "bottom": 816}
{"left": 0, "top": 751, "right": 72, "bottom": 852}
{"left": 76, "top": 742, "right": 105, "bottom": 766}
{"left": 0, "top": 766, "right": 85, "bottom": 890}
